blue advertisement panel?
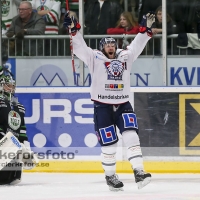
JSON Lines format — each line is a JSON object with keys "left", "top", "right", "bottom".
{"left": 15, "top": 91, "right": 101, "bottom": 156}
{"left": 168, "top": 58, "right": 200, "bottom": 86}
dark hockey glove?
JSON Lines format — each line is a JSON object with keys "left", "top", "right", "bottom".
{"left": 6, "top": 31, "right": 15, "bottom": 38}
{"left": 139, "top": 12, "right": 155, "bottom": 37}
{"left": 15, "top": 29, "right": 25, "bottom": 40}
{"left": 63, "top": 11, "right": 81, "bottom": 35}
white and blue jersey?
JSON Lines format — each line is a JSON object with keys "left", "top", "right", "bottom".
{"left": 72, "top": 31, "right": 150, "bottom": 104}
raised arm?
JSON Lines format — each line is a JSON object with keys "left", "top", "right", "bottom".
{"left": 63, "top": 11, "right": 94, "bottom": 66}
{"left": 127, "top": 12, "right": 155, "bottom": 62}
{"left": 72, "top": 32, "right": 94, "bottom": 66}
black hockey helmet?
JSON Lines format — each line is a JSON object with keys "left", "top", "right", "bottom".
{"left": 0, "top": 66, "right": 16, "bottom": 99}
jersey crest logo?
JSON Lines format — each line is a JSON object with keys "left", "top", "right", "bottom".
{"left": 8, "top": 111, "right": 21, "bottom": 130}
{"left": 2, "top": 1, "right": 10, "bottom": 17}
{"left": 99, "top": 125, "right": 117, "bottom": 144}
{"left": 105, "top": 60, "right": 125, "bottom": 80}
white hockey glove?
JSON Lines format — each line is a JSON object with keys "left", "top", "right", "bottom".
{"left": 21, "top": 141, "right": 39, "bottom": 170}
{"left": 139, "top": 12, "right": 155, "bottom": 37}
{"left": 0, "top": 132, "right": 22, "bottom": 170}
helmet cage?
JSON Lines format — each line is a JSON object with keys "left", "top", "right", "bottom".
{"left": 99, "top": 37, "right": 117, "bottom": 51}
{"left": 3, "top": 76, "right": 16, "bottom": 94}
{"left": 0, "top": 71, "right": 16, "bottom": 99}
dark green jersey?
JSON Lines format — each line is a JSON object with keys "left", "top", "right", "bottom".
{"left": 0, "top": 95, "right": 27, "bottom": 143}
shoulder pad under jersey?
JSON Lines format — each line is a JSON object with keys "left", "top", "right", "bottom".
{"left": 116, "top": 50, "right": 128, "bottom": 62}
{"left": 94, "top": 50, "right": 110, "bottom": 61}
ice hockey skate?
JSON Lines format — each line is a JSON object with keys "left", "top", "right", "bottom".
{"left": 105, "top": 174, "right": 124, "bottom": 191}
{"left": 134, "top": 169, "right": 151, "bottom": 189}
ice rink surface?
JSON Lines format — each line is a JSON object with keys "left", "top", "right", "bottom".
{"left": 1, "top": 173, "right": 200, "bottom": 200}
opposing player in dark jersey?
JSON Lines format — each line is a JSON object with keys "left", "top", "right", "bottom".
{"left": 0, "top": 66, "right": 38, "bottom": 185}
{"left": 63, "top": 11, "right": 155, "bottom": 191}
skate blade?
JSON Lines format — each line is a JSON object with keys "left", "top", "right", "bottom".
{"left": 137, "top": 177, "right": 151, "bottom": 189}
{"left": 9, "top": 179, "right": 21, "bottom": 185}
{"left": 109, "top": 186, "right": 124, "bottom": 192}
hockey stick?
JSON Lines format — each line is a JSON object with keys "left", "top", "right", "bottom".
{"left": 66, "top": 0, "right": 76, "bottom": 85}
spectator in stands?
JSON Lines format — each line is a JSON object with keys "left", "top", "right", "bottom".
{"left": 152, "top": 6, "right": 177, "bottom": 35}
{"left": 135, "top": 0, "right": 162, "bottom": 23}
{"left": 107, "top": 11, "right": 139, "bottom": 49}
{"left": 176, "top": 2, "right": 200, "bottom": 55}
{"left": 107, "top": 11, "right": 139, "bottom": 35}
{"left": 29, "top": 0, "right": 61, "bottom": 56}
{"left": 116, "top": 0, "right": 137, "bottom": 18}
{"left": 5, "top": 1, "right": 45, "bottom": 56}
{"left": 135, "top": 0, "right": 161, "bottom": 23}
{"left": 164, "top": 0, "right": 186, "bottom": 34}
{"left": 85, "top": 0, "right": 123, "bottom": 48}
{"left": 151, "top": 6, "right": 177, "bottom": 55}
{"left": 135, "top": 0, "right": 183, "bottom": 32}
{"left": 2, "top": 0, "right": 22, "bottom": 34}
{"left": 84, "top": 0, "right": 94, "bottom": 14}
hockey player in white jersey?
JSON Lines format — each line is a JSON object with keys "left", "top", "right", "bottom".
{"left": 63, "top": 11, "right": 155, "bottom": 191}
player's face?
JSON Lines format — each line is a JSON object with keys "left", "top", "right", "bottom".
{"left": 3, "top": 83, "right": 15, "bottom": 94}
{"left": 104, "top": 43, "right": 116, "bottom": 59}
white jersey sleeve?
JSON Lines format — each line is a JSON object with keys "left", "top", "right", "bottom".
{"left": 126, "top": 32, "right": 151, "bottom": 63}
{"left": 72, "top": 31, "right": 95, "bottom": 72}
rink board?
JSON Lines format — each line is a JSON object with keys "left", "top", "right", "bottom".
{"left": 15, "top": 87, "right": 200, "bottom": 173}
{"left": 24, "top": 160, "right": 200, "bottom": 173}
{"left": 7, "top": 57, "right": 200, "bottom": 86}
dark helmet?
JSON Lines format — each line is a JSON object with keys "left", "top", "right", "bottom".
{"left": 0, "top": 66, "right": 16, "bottom": 100}
{"left": 99, "top": 37, "right": 118, "bottom": 51}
